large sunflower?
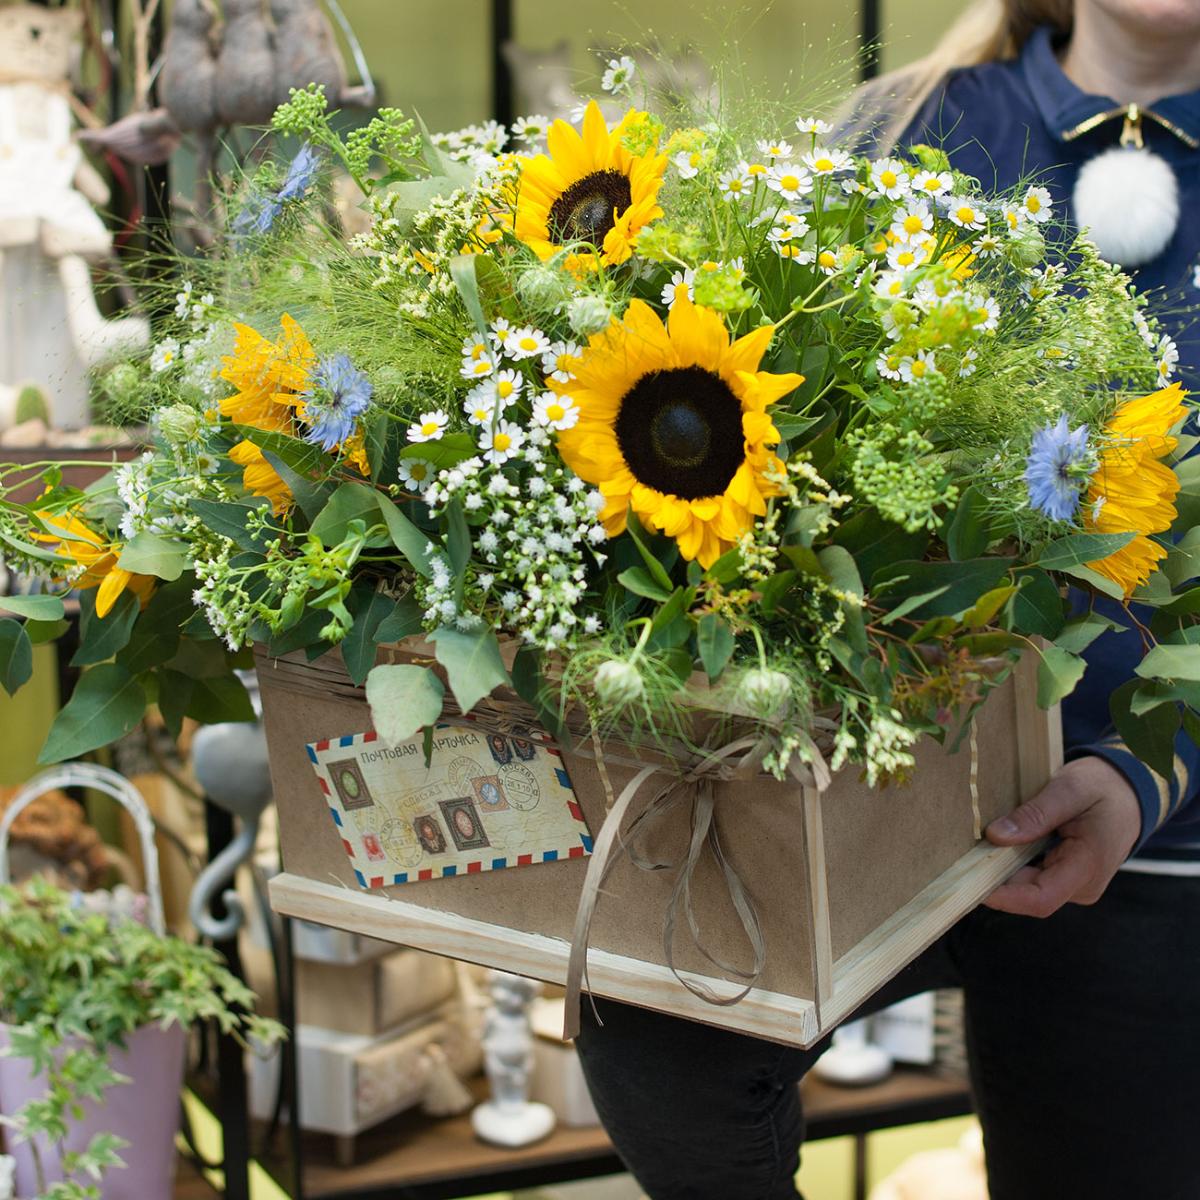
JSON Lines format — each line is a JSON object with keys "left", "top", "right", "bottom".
{"left": 514, "top": 101, "right": 667, "bottom": 268}
{"left": 1084, "top": 381, "right": 1188, "bottom": 597}
{"left": 553, "top": 294, "right": 803, "bottom": 568}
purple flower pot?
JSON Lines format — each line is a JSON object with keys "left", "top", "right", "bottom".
{"left": 0, "top": 1022, "right": 186, "bottom": 1199}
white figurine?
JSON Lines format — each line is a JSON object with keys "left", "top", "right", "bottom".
{"left": 0, "top": 6, "right": 148, "bottom": 430}
{"left": 0, "top": 1154, "right": 14, "bottom": 1200}
{"left": 471, "top": 972, "right": 556, "bottom": 1147}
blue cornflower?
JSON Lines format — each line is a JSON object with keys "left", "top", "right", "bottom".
{"left": 301, "top": 354, "right": 373, "bottom": 451}
{"left": 1024, "top": 414, "right": 1092, "bottom": 521}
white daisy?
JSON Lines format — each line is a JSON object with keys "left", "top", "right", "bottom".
{"left": 408, "top": 409, "right": 449, "bottom": 442}
{"left": 601, "top": 54, "right": 636, "bottom": 94}
{"left": 508, "top": 326, "right": 551, "bottom": 360}
{"left": 816, "top": 247, "right": 842, "bottom": 275}
{"left": 890, "top": 202, "right": 933, "bottom": 243}
{"left": 968, "top": 294, "right": 1001, "bottom": 331}
{"left": 756, "top": 138, "right": 794, "bottom": 160}
{"left": 765, "top": 162, "right": 813, "bottom": 201}
{"left": 946, "top": 197, "right": 986, "bottom": 230}
{"left": 479, "top": 418, "right": 525, "bottom": 464}
{"left": 872, "top": 270, "right": 911, "bottom": 300}
{"left": 541, "top": 340, "right": 583, "bottom": 380}
{"left": 462, "top": 333, "right": 492, "bottom": 362}
{"left": 1023, "top": 185, "right": 1053, "bottom": 223}
{"left": 150, "top": 338, "right": 180, "bottom": 373}
{"left": 1133, "top": 310, "right": 1157, "bottom": 348}
{"left": 173, "top": 282, "right": 194, "bottom": 320}
{"left": 972, "top": 232, "right": 1003, "bottom": 258}
{"left": 913, "top": 170, "right": 953, "bottom": 198}
{"left": 661, "top": 268, "right": 696, "bottom": 308}
{"left": 802, "top": 147, "right": 852, "bottom": 175}
{"left": 885, "top": 240, "right": 930, "bottom": 270}
{"left": 533, "top": 393, "right": 581, "bottom": 431}
{"left": 898, "top": 350, "right": 938, "bottom": 383}
{"left": 776, "top": 242, "right": 814, "bottom": 264}
{"left": 490, "top": 316, "right": 515, "bottom": 353}
{"left": 673, "top": 149, "right": 707, "bottom": 179}
{"left": 398, "top": 458, "right": 435, "bottom": 493}
{"left": 462, "top": 387, "right": 498, "bottom": 426}
{"left": 876, "top": 351, "right": 903, "bottom": 380}
{"left": 768, "top": 211, "right": 810, "bottom": 242}
{"left": 511, "top": 114, "right": 550, "bottom": 145}
{"left": 487, "top": 368, "right": 524, "bottom": 407}
{"left": 460, "top": 352, "right": 495, "bottom": 380}
{"left": 869, "top": 157, "right": 910, "bottom": 200}
{"left": 795, "top": 116, "right": 832, "bottom": 135}
{"left": 740, "top": 160, "right": 770, "bottom": 183}
{"left": 718, "top": 168, "right": 753, "bottom": 201}
{"left": 1000, "top": 203, "right": 1027, "bottom": 231}
{"left": 1158, "top": 334, "right": 1180, "bottom": 379}
{"left": 958, "top": 348, "right": 979, "bottom": 378}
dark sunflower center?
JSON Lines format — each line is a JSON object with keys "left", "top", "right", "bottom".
{"left": 549, "top": 169, "right": 632, "bottom": 245}
{"left": 615, "top": 366, "right": 745, "bottom": 500}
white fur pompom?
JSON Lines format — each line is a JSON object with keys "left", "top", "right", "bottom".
{"left": 1072, "top": 147, "right": 1179, "bottom": 267}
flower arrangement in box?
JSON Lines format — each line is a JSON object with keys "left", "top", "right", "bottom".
{"left": 0, "top": 62, "right": 1197, "bottom": 786}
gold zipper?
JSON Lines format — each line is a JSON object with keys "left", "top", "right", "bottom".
{"left": 1061, "top": 102, "right": 1199, "bottom": 149}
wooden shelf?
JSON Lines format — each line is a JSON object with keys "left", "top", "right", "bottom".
{"left": 175, "top": 1066, "right": 971, "bottom": 1199}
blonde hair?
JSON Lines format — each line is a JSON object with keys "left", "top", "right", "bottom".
{"left": 845, "top": 0, "right": 1074, "bottom": 151}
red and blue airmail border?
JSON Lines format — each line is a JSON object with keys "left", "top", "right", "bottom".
{"left": 306, "top": 721, "right": 594, "bottom": 890}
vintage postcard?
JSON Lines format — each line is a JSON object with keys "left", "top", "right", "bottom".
{"left": 306, "top": 722, "right": 593, "bottom": 889}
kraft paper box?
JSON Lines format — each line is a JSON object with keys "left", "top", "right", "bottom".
{"left": 258, "top": 644, "right": 1059, "bottom": 1049}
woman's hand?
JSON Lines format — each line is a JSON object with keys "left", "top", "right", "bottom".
{"left": 983, "top": 755, "right": 1142, "bottom": 917}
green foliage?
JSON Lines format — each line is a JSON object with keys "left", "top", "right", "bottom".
{"left": 0, "top": 879, "right": 282, "bottom": 1199}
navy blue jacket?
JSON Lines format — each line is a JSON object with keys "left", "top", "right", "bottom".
{"left": 905, "top": 27, "right": 1200, "bottom": 862}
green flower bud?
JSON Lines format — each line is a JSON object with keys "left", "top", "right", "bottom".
{"left": 102, "top": 362, "right": 142, "bottom": 408}
{"left": 1009, "top": 222, "right": 1045, "bottom": 269}
{"left": 567, "top": 295, "right": 614, "bottom": 338}
{"left": 154, "top": 403, "right": 202, "bottom": 446}
{"left": 594, "top": 659, "right": 645, "bottom": 707}
{"left": 735, "top": 667, "right": 792, "bottom": 719}
{"left": 518, "top": 263, "right": 574, "bottom": 311}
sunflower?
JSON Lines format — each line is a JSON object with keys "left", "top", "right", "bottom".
{"left": 514, "top": 101, "right": 667, "bottom": 269}
{"left": 552, "top": 293, "right": 803, "bottom": 568}
{"left": 220, "top": 314, "right": 315, "bottom": 513}
{"left": 1083, "top": 382, "right": 1188, "bottom": 597}
{"left": 33, "top": 511, "right": 155, "bottom": 618}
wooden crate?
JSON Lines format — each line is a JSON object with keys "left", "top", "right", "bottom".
{"left": 259, "top": 646, "right": 1058, "bottom": 1049}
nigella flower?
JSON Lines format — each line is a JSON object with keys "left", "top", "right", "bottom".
{"left": 1024, "top": 414, "right": 1091, "bottom": 521}
{"left": 300, "top": 353, "right": 373, "bottom": 451}
{"left": 232, "top": 144, "right": 320, "bottom": 237}
{"left": 277, "top": 142, "right": 320, "bottom": 202}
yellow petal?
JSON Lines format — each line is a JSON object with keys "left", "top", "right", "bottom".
{"left": 95, "top": 566, "right": 131, "bottom": 618}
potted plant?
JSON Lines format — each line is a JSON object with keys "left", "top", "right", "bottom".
{"left": 0, "top": 877, "right": 282, "bottom": 1200}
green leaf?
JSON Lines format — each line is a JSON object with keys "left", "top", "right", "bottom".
{"left": 617, "top": 566, "right": 672, "bottom": 602}
{"left": 181, "top": 675, "right": 256, "bottom": 724}
{"left": 0, "top": 593, "right": 65, "bottom": 620}
{"left": 400, "top": 434, "right": 477, "bottom": 470}
{"left": 945, "top": 486, "right": 990, "bottom": 561}
{"left": 963, "top": 584, "right": 1017, "bottom": 629}
{"left": 1036, "top": 645, "right": 1087, "bottom": 707}
{"left": 704, "top": 546, "right": 742, "bottom": 585}
{"left": 24, "top": 617, "right": 68, "bottom": 644}
{"left": 697, "top": 614, "right": 735, "bottom": 681}
{"left": 341, "top": 589, "right": 399, "bottom": 685}
{"left": 1135, "top": 643, "right": 1200, "bottom": 683}
{"left": 511, "top": 644, "right": 563, "bottom": 737}
{"left": 116, "top": 577, "right": 196, "bottom": 674}
{"left": 375, "top": 595, "right": 424, "bottom": 643}
{"left": 309, "top": 482, "right": 387, "bottom": 547}
{"left": 1010, "top": 568, "right": 1064, "bottom": 639}
{"left": 72, "top": 590, "right": 139, "bottom": 667}
{"left": 39, "top": 664, "right": 147, "bottom": 763}
{"left": 0, "top": 619, "right": 33, "bottom": 696}
{"left": 831, "top": 508, "right": 929, "bottom": 585}
{"left": 365, "top": 663, "right": 446, "bottom": 743}
{"left": 376, "top": 497, "right": 433, "bottom": 577}
{"left": 1110, "top": 678, "right": 1180, "bottom": 779}
{"left": 1038, "top": 532, "right": 1134, "bottom": 571}
{"left": 625, "top": 514, "right": 675, "bottom": 593}
{"left": 430, "top": 625, "right": 508, "bottom": 715}
{"left": 1061, "top": 563, "right": 1126, "bottom": 601}
{"left": 1164, "top": 526, "right": 1200, "bottom": 590}
{"left": 817, "top": 545, "right": 864, "bottom": 601}
{"left": 874, "top": 558, "right": 1012, "bottom": 620}
{"left": 190, "top": 499, "right": 274, "bottom": 552}
{"left": 1130, "top": 679, "right": 1200, "bottom": 716}
{"left": 260, "top": 450, "right": 332, "bottom": 522}
{"left": 116, "top": 531, "right": 186, "bottom": 581}
{"left": 449, "top": 253, "right": 489, "bottom": 339}
{"left": 445, "top": 498, "right": 471, "bottom": 582}
{"left": 880, "top": 587, "right": 950, "bottom": 627}
{"left": 1054, "top": 614, "right": 1118, "bottom": 656}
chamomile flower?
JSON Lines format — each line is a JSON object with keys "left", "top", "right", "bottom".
{"left": 869, "top": 157, "right": 910, "bottom": 199}
{"left": 509, "top": 326, "right": 551, "bottom": 360}
{"left": 768, "top": 211, "right": 810, "bottom": 242}
{"left": 490, "top": 316, "right": 515, "bottom": 353}
{"left": 873, "top": 270, "right": 911, "bottom": 300}
{"left": 803, "top": 146, "right": 852, "bottom": 175}
{"left": 899, "top": 349, "right": 938, "bottom": 383}
{"left": 740, "top": 160, "right": 769, "bottom": 181}
{"left": 913, "top": 170, "right": 953, "bottom": 198}
{"left": 542, "top": 340, "right": 583, "bottom": 381}
{"left": 718, "top": 167, "right": 753, "bottom": 200}
{"left": 947, "top": 197, "right": 986, "bottom": 229}
{"left": 174, "top": 282, "right": 194, "bottom": 320}
{"left": 460, "top": 351, "right": 495, "bottom": 380}
{"left": 885, "top": 240, "right": 930, "bottom": 270}
{"left": 673, "top": 149, "right": 709, "bottom": 179}
{"left": 972, "top": 231, "right": 1004, "bottom": 257}
{"left": 816, "top": 247, "right": 841, "bottom": 275}
{"left": 601, "top": 54, "right": 636, "bottom": 93}
{"left": 776, "top": 242, "right": 815, "bottom": 264}
{"left": 1022, "top": 185, "right": 1053, "bottom": 223}
{"left": 661, "top": 267, "right": 695, "bottom": 308}
{"left": 890, "top": 202, "right": 933, "bottom": 243}
{"left": 756, "top": 138, "right": 794, "bottom": 160}
{"left": 765, "top": 162, "right": 813, "bottom": 200}
{"left": 533, "top": 392, "right": 580, "bottom": 431}
{"left": 488, "top": 368, "right": 525, "bottom": 407}
{"left": 479, "top": 418, "right": 525, "bottom": 463}
{"left": 408, "top": 409, "right": 449, "bottom": 442}
{"left": 876, "top": 351, "right": 903, "bottom": 380}
{"left": 150, "top": 338, "right": 180, "bottom": 373}
{"left": 463, "top": 388, "right": 499, "bottom": 426}
{"left": 968, "top": 293, "right": 1001, "bottom": 331}
{"left": 398, "top": 458, "right": 435, "bottom": 493}
{"left": 511, "top": 114, "right": 550, "bottom": 145}
{"left": 1157, "top": 334, "right": 1180, "bottom": 380}
{"left": 1133, "top": 310, "right": 1156, "bottom": 348}
{"left": 795, "top": 116, "right": 832, "bottom": 135}
{"left": 958, "top": 348, "right": 979, "bottom": 377}
{"left": 194, "top": 449, "right": 220, "bottom": 474}
{"left": 1000, "top": 203, "right": 1026, "bottom": 231}
{"left": 462, "top": 334, "right": 492, "bottom": 363}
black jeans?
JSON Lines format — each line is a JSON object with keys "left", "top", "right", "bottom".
{"left": 575, "top": 871, "right": 1200, "bottom": 1200}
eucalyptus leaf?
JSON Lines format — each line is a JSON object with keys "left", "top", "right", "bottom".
{"left": 1036, "top": 645, "right": 1087, "bottom": 708}
{"left": 697, "top": 613, "right": 735, "bottom": 681}
{"left": 365, "top": 663, "right": 446, "bottom": 744}
{"left": 0, "top": 619, "right": 32, "bottom": 696}
{"left": 39, "top": 664, "right": 147, "bottom": 763}
{"left": 72, "top": 590, "right": 139, "bottom": 667}
{"left": 1039, "top": 532, "right": 1134, "bottom": 571}
{"left": 1135, "top": 642, "right": 1200, "bottom": 683}
{"left": 116, "top": 531, "right": 186, "bottom": 581}
{"left": 341, "top": 589, "right": 400, "bottom": 685}
{"left": 1110, "top": 678, "right": 1180, "bottom": 779}
{"left": 430, "top": 625, "right": 508, "bottom": 715}
{"left": 376, "top": 497, "right": 433, "bottom": 577}
{"left": 0, "top": 594, "right": 65, "bottom": 621}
